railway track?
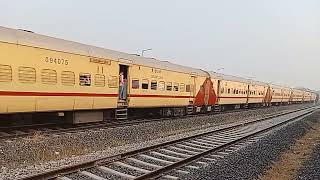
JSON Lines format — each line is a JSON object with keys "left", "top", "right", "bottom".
{"left": 19, "top": 105, "right": 319, "bottom": 180}
{"left": 0, "top": 105, "right": 296, "bottom": 140}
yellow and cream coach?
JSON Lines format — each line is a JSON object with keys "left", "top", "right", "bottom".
{"left": 0, "top": 26, "right": 317, "bottom": 124}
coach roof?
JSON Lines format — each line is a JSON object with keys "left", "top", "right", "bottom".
{"left": 0, "top": 26, "right": 208, "bottom": 76}
{"left": 209, "top": 71, "right": 270, "bottom": 86}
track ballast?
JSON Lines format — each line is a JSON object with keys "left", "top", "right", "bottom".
{"left": 19, "top": 105, "right": 319, "bottom": 180}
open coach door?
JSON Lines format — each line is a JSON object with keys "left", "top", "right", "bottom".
{"left": 119, "top": 64, "right": 129, "bottom": 101}
{"left": 116, "top": 58, "right": 132, "bottom": 120}
{"left": 118, "top": 58, "right": 132, "bottom": 101}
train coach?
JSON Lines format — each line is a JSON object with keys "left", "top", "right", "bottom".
{"left": 209, "top": 72, "right": 273, "bottom": 110}
{"left": 210, "top": 72, "right": 252, "bottom": 110}
{"left": 0, "top": 26, "right": 217, "bottom": 124}
{"left": 0, "top": 26, "right": 317, "bottom": 125}
{"left": 280, "top": 87, "right": 292, "bottom": 105}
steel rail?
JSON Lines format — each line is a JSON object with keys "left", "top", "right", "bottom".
{"left": 18, "top": 105, "right": 319, "bottom": 180}
{"left": 136, "top": 108, "right": 317, "bottom": 179}
{"left": 0, "top": 104, "right": 306, "bottom": 140}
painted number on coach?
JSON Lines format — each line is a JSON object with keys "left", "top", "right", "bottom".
{"left": 45, "top": 57, "right": 69, "bottom": 65}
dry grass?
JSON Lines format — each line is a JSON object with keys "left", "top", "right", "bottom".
{"left": 28, "top": 131, "right": 46, "bottom": 142}
{"left": 37, "top": 145, "right": 88, "bottom": 162}
{"left": 259, "top": 120, "right": 320, "bottom": 180}
{"left": 26, "top": 131, "right": 88, "bottom": 162}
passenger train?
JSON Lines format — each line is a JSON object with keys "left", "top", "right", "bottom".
{"left": 0, "top": 26, "right": 318, "bottom": 124}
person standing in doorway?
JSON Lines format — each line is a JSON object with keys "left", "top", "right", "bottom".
{"left": 119, "top": 72, "right": 125, "bottom": 100}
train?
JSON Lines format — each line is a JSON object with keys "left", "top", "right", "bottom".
{"left": 0, "top": 26, "right": 318, "bottom": 124}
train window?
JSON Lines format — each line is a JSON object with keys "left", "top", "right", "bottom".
{"left": 174, "top": 83, "right": 179, "bottom": 91}
{"left": 108, "top": 76, "right": 118, "bottom": 88}
{"left": 236, "top": 90, "right": 239, "bottom": 94}
{"left": 166, "top": 82, "right": 172, "bottom": 91}
{"left": 227, "top": 88, "right": 230, "bottom": 94}
{"left": 95, "top": 74, "right": 105, "bottom": 87}
{"left": 151, "top": 81, "right": 157, "bottom": 90}
{"left": 186, "top": 84, "right": 191, "bottom": 92}
{"left": 42, "top": 69, "right": 57, "bottom": 85}
{"left": 79, "top": 73, "right": 91, "bottom": 86}
{"left": 142, "top": 79, "right": 149, "bottom": 89}
{"left": 221, "top": 87, "right": 224, "bottom": 94}
{"left": 233, "top": 89, "right": 236, "bottom": 94}
{"left": 132, "top": 79, "right": 139, "bottom": 89}
{"left": 0, "top": 64, "right": 12, "bottom": 82}
{"left": 61, "top": 71, "right": 75, "bottom": 86}
{"left": 180, "top": 83, "right": 185, "bottom": 92}
{"left": 19, "top": 67, "right": 36, "bottom": 84}
{"left": 159, "top": 81, "right": 165, "bottom": 91}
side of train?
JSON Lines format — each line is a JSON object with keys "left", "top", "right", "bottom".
{"left": 0, "top": 26, "right": 318, "bottom": 124}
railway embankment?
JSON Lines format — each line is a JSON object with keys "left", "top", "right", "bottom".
{"left": 296, "top": 131, "right": 320, "bottom": 179}
{"left": 259, "top": 114, "right": 320, "bottom": 180}
{"left": 296, "top": 145, "right": 320, "bottom": 179}
{"left": 0, "top": 104, "right": 315, "bottom": 179}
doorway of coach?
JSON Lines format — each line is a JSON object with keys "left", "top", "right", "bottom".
{"left": 119, "top": 65, "right": 129, "bottom": 101}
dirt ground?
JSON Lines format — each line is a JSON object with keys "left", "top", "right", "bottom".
{"left": 259, "top": 118, "right": 320, "bottom": 180}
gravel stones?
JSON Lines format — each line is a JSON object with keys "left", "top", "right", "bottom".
{"left": 181, "top": 110, "right": 320, "bottom": 180}
{"left": 296, "top": 141, "right": 320, "bottom": 179}
{"left": 0, "top": 104, "right": 314, "bottom": 179}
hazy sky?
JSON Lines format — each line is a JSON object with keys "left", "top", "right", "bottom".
{"left": 0, "top": 1, "right": 319, "bottom": 90}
